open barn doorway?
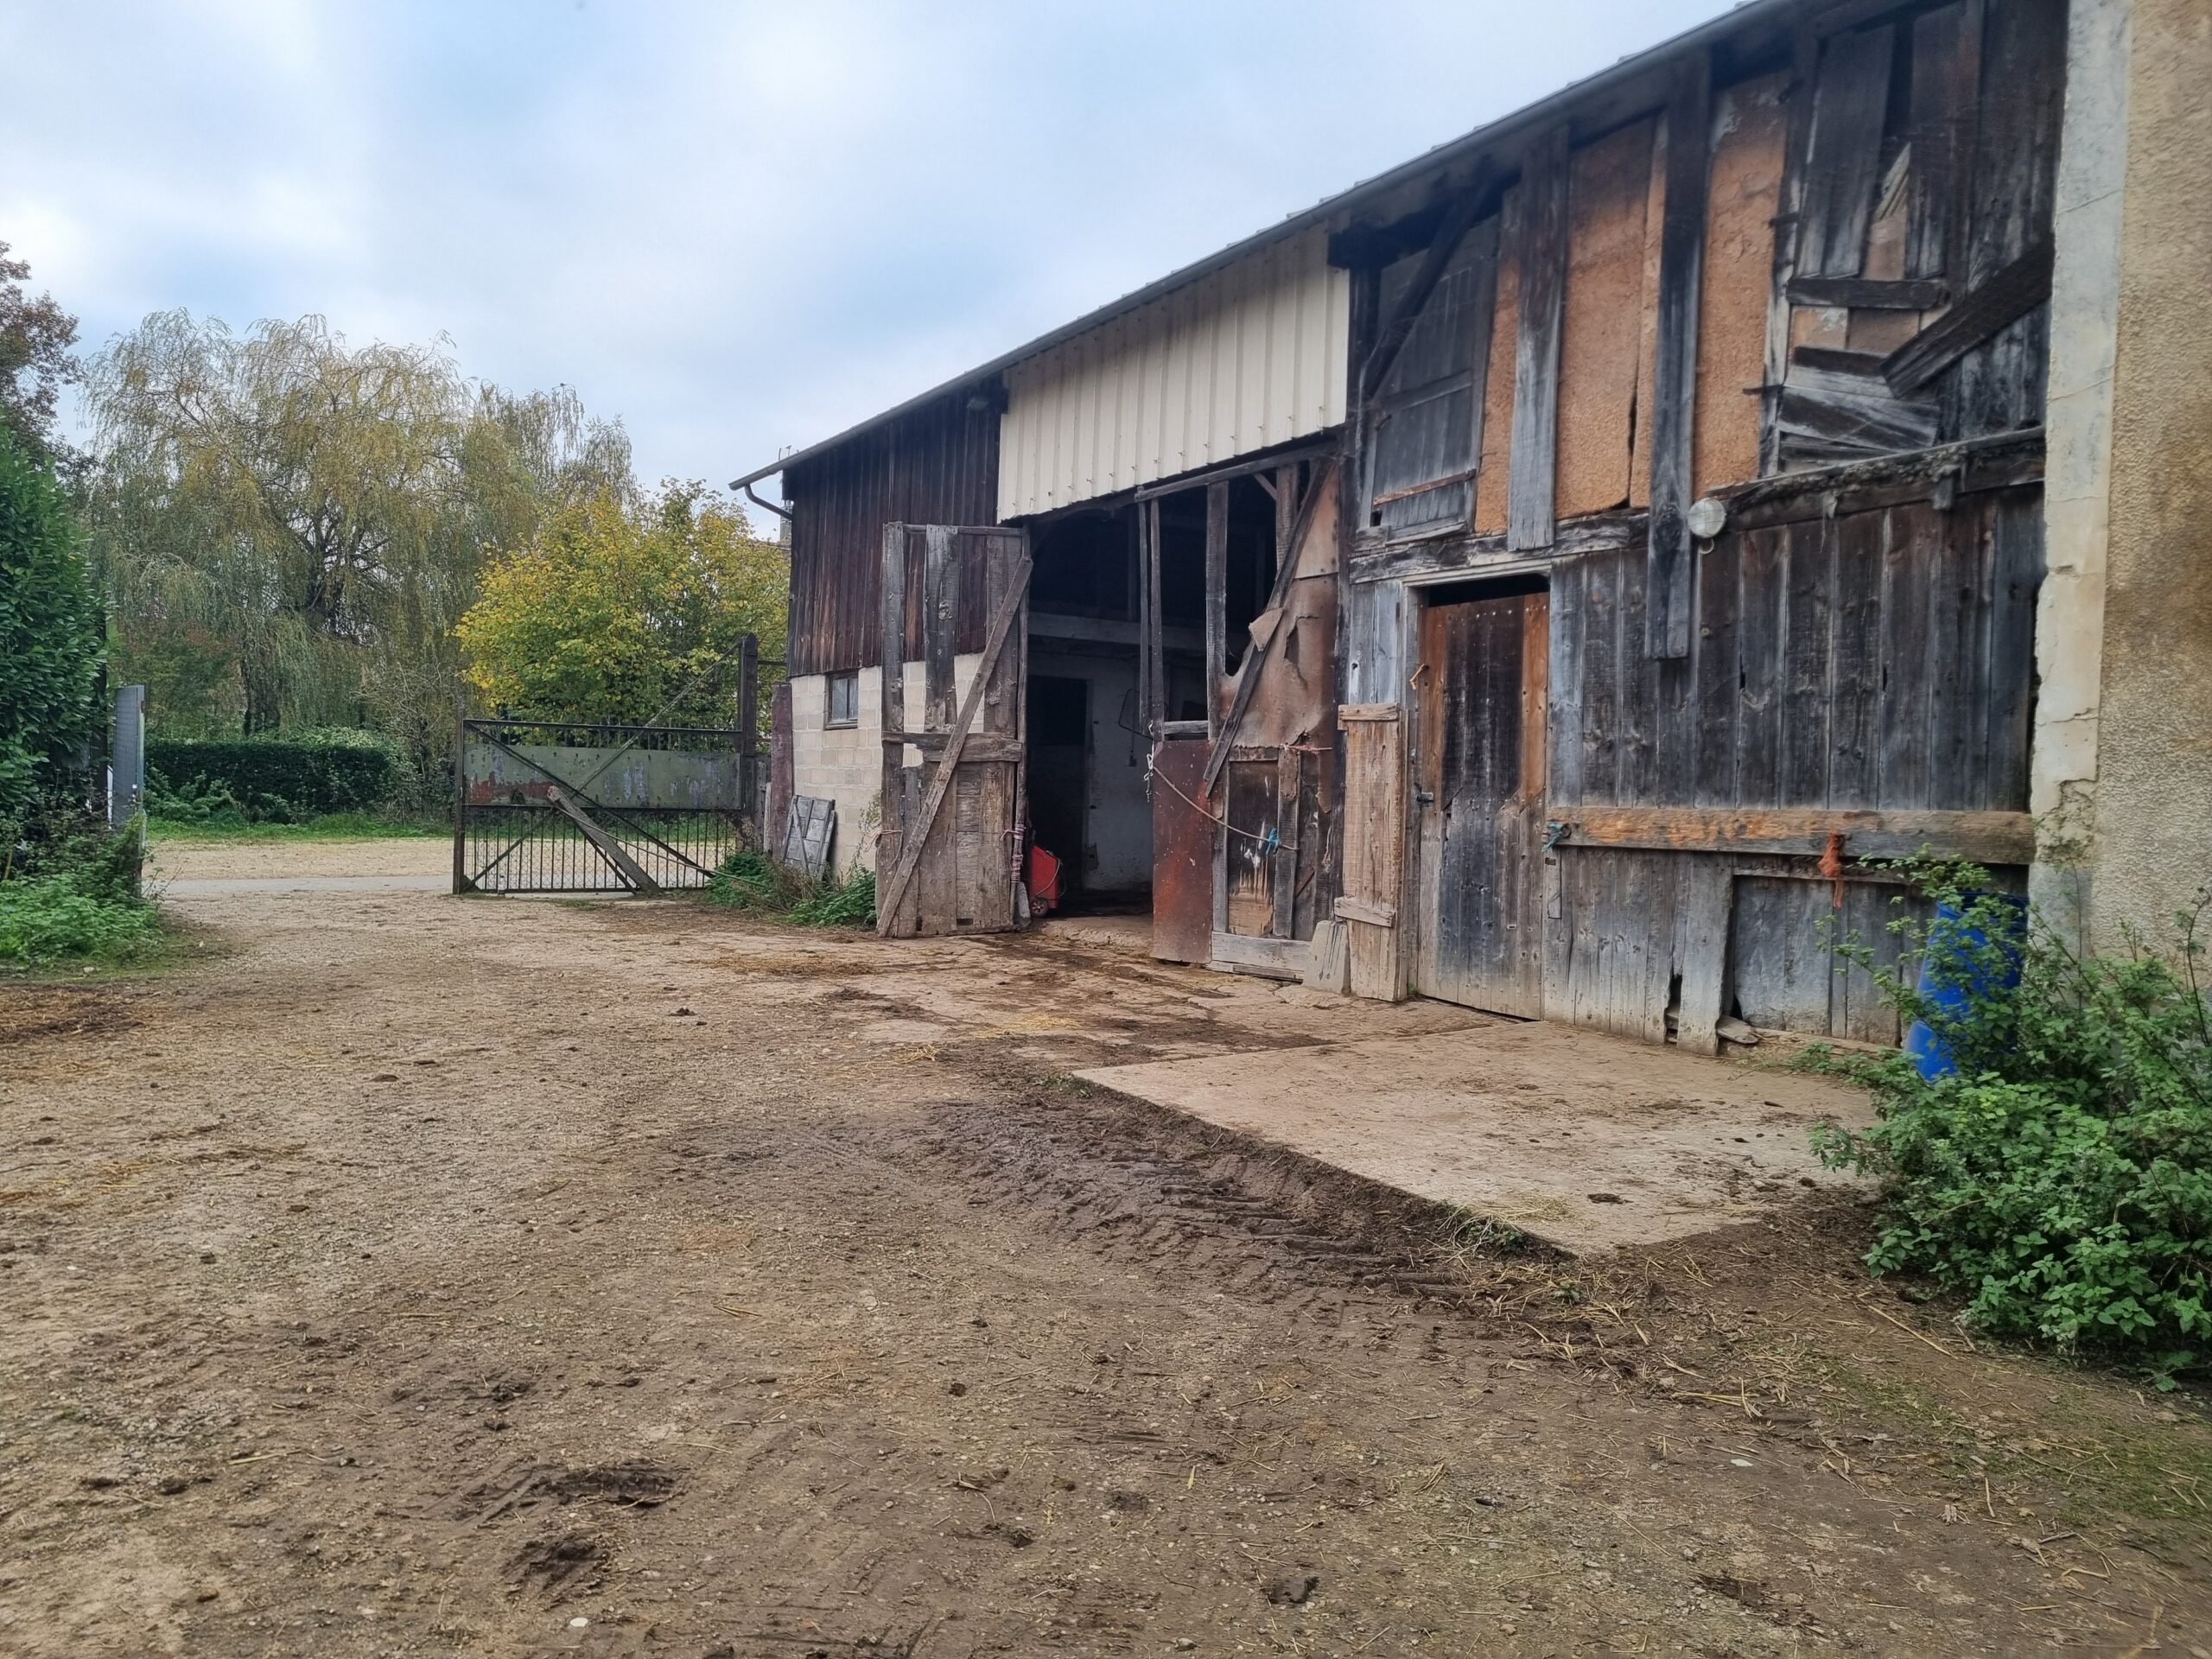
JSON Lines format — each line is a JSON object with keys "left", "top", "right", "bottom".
{"left": 1022, "top": 506, "right": 1162, "bottom": 918}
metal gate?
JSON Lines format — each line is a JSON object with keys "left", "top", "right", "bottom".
{"left": 453, "top": 717, "right": 763, "bottom": 895}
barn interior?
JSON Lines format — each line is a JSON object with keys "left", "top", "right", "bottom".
{"left": 1022, "top": 478, "right": 1279, "bottom": 916}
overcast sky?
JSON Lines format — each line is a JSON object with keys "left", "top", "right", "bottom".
{"left": 3, "top": 0, "right": 1726, "bottom": 497}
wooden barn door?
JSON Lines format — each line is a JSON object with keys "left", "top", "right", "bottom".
{"left": 1413, "top": 583, "right": 1548, "bottom": 1016}
{"left": 876, "top": 524, "right": 1032, "bottom": 938}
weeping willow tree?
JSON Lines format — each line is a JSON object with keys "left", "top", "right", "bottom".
{"left": 79, "top": 310, "right": 630, "bottom": 767}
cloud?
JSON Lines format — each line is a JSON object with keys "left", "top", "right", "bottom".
{"left": 1, "top": 0, "right": 1728, "bottom": 487}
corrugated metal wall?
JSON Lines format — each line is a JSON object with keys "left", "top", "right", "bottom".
{"left": 998, "top": 226, "right": 1349, "bottom": 519}
{"left": 786, "top": 388, "right": 1000, "bottom": 677}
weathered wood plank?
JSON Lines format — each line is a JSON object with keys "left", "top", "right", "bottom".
{"left": 1646, "top": 54, "right": 1709, "bottom": 659}
{"left": 1877, "top": 503, "right": 1935, "bottom": 807}
{"left": 1693, "top": 526, "right": 1740, "bottom": 803}
{"left": 1799, "top": 23, "right": 1897, "bottom": 277}
{"left": 1784, "top": 275, "right": 1949, "bottom": 309}
{"left": 1715, "top": 429, "right": 2043, "bottom": 530}
{"left": 1827, "top": 505, "right": 1883, "bottom": 807}
{"left": 1981, "top": 486, "right": 2043, "bottom": 810}
{"left": 1340, "top": 707, "right": 1406, "bottom": 1001}
{"left": 1672, "top": 854, "right": 1732, "bottom": 1055}
{"left": 1209, "top": 930, "right": 1306, "bottom": 981}
{"left": 1949, "top": 0, "right": 2063, "bottom": 436}
{"left": 1304, "top": 918, "right": 1351, "bottom": 993}
{"left": 1546, "top": 556, "right": 1586, "bottom": 808}
{"left": 1508, "top": 125, "right": 1570, "bottom": 552}
{"left": 1734, "top": 525, "right": 1786, "bottom": 807}
{"left": 1554, "top": 804, "right": 2034, "bottom": 863}
{"left": 1759, "top": 27, "right": 1822, "bottom": 475}
{"left": 1580, "top": 549, "right": 1620, "bottom": 803}
{"left": 1779, "top": 516, "right": 1834, "bottom": 805}
{"left": 1904, "top": 0, "right": 1982, "bottom": 283}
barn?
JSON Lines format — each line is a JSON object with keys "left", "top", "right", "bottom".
{"left": 733, "top": 0, "right": 2209, "bottom": 1052}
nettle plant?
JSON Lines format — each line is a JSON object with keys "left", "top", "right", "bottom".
{"left": 1809, "top": 860, "right": 2212, "bottom": 1383}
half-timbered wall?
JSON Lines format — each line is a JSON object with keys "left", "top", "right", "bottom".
{"left": 1332, "top": 0, "right": 2067, "bottom": 1048}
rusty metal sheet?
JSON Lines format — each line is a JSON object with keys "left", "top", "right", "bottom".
{"left": 1149, "top": 737, "right": 1213, "bottom": 963}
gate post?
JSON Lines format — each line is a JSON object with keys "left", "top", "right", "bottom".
{"left": 450, "top": 708, "right": 469, "bottom": 896}
{"left": 737, "top": 632, "right": 760, "bottom": 836}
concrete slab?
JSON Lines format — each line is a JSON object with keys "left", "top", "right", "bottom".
{"left": 1075, "top": 1014, "right": 1874, "bottom": 1255}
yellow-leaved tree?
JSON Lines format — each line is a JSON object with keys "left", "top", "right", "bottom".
{"left": 455, "top": 482, "right": 787, "bottom": 728}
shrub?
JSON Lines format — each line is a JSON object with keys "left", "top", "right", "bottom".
{"left": 146, "top": 734, "right": 397, "bottom": 823}
{"left": 0, "top": 876, "right": 160, "bottom": 964}
{"left": 1810, "top": 861, "right": 2212, "bottom": 1382}
{"left": 0, "top": 423, "right": 104, "bottom": 829}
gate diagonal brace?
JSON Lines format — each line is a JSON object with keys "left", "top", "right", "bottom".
{"left": 546, "top": 786, "right": 662, "bottom": 896}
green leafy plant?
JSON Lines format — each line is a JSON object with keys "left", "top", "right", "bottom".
{"left": 1810, "top": 860, "right": 2212, "bottom": 1382}
{"left": 0, "top": 819, "right": 159, "bottom": 966}
{"left": 704, "top": 849, "right": 874, "bottom": 929}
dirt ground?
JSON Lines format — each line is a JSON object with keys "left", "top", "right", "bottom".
{"left": 3, "top": 838, "right": 2209, "bottom": 1659}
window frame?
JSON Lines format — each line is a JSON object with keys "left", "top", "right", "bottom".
{"left": 824, "top": 669, "right": 860, "bottom": 729}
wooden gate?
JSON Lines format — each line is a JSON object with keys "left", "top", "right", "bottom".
{"left": 875, "top": 524, "right": 1031, "bottom": 938}
{"left": 1412, "top": 582, "right": 1548, "bottom": 1016}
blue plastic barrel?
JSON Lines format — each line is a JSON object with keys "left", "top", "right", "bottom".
{"left": 1903, "top": 894, "right": 2027, "bottom": 1079}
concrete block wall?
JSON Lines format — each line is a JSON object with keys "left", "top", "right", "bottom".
{"left": 786, "top": 654, "right": 983, "bottom": 877}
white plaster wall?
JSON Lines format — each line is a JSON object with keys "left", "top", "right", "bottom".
{"left": 2031, "top": 0, "right": 2133, "bottom": 941}
{"left": 787, "top": 654, "right": 984, "bottom": 877}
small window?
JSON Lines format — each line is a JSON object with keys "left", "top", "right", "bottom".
{"left": 824, "top": 671, "right": 860, "bottom": 728}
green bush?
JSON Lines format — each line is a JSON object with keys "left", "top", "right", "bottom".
{"left": 0, "top": 823, "right": 159, "bottom": 966}
{"left": 0, "top": 423, "right": 104, "bottom": 829}
{"left": 0, "top": 876, "right": 160, "bottom": 964}
{"left": 146, "top": 733, "right": 397, "bottom": 823}
{"left": 705, "top": 849, "right": 874, "bottom": 928}
{"left": 1811, "top": 861, "right": 2212, "bottom": 1382}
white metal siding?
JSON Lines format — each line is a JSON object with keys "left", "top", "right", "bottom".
{"left": 997, "top": 226, "right": 1349, "bottom": 518}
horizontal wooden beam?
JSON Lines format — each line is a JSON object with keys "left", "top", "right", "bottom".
{"left": 1785, "top": 275, "right": 1948, "bottom": 310}
{"left": 1553, "top": 805, "right": 2035, "bottom": 864}
{"left": 1713, "top": 429, "right": 2044, "bottom": 531}
{"left": 1208, "top": 931, "right": 1306, "bottom": 981}
{"left": 1348, "top": 511, "right": 1643, "bottom": 585}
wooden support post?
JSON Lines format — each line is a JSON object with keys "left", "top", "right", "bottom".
{"left": 879, "top": 523, "right": 909, "bottom": 924}
{"left": 1648, "top": 53, "right": 1712, "bottom": 660}
{"left": 1205, "top": 480, "right": 1228, "bottom": 741}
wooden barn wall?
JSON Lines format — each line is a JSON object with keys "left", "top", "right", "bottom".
{"left": 1330, "top": 0, "right": 2066, "bottom": 1046}
{"left": 785, "top": 390, "right": 1001, "bottom": 677}
{"left": 1542, "top": 484, "right": 2040, "bottom": 1045}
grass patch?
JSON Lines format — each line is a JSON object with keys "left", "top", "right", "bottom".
{"left": 703, "top": 849, "right": 876, "bottom": 929}
{"left": 149, "top": 810, "right": 445, "bottom": 843}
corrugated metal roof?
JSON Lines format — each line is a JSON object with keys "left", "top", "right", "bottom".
{"left": 729, "top": 0, "right": 1797, "bottom": 494}
{"left": 997, "top": 226, "right": 1348, "bottom": 518}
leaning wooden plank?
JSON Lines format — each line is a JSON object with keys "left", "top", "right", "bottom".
{"left": 1881, "top": 238, "right": 2056, "bottom": 397}
{"left": 1507, "top": 125, "right": 1569, "bottom": 552}
{"left": 1646, "top": 53, "right": 1710, "bottom": 660}
{"left": 1798, "top": 24, "right": 1896, "bottom": 278}
{"left": 1303, "top": 919, "right": 1351, "bottom": 993}
{"left": 1554, "top": 804, "right": 2034, "bottom": 863}
{"left": 879, "top": 523, "right": 912, "bottom": 934}
{"left": 546, "top": 786, "right": 661, "bottom": 895}
{"left": 1673, "top": 855, "right": 1732, "bottom": 1056}
{"left": 874, "top": 556, "right": 1033, "bottom": 934}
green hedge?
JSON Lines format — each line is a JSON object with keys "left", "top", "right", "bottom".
{"left": 147, "top": 735, "right": 397, "bottom": 823}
